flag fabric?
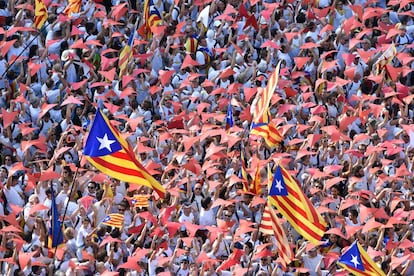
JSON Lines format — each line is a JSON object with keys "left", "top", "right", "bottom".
{"left": 50, "top": 185, "right": 63, "bottom": 248}
{"left": 252, "top": 60, "right": 281, "bottom": 123}
{"left": 239, "top": 151, "right": 249, "bottom": 191}
{"left": 251, "top": 165, "right": 261, "bottom": 195}
{"left": 250, "top": 61, "right": 283, "bottom": 147}
{"left": 34, "top": 0, "right": 48, "bottom": 29}
{"left": 83, "top": 109, "right": 166, "bottom": 198}
{"left": 64, "top": 0, "right": 82, "bottom": 16}
{"left": 119, "top": 24, "right": 136, "bottom": 79}
{"left": 250, "top": 118, "right": 283, "bottom": 147}
{"left": 138, "top": 0, "right": 162, "bottom": 39}
{"left": 225, "top": 102, "right": 234, "bottom": 131}
{"left": 338, "top": 241, "right": 385, "bottom": 276}
{"left": 260, "top": 201, "right": 293, "bottom": 270}
{"left": 132, "top": 195, "right": 150, "bottom": 208}
{"left": 102, "top": 213, "right": 124, "bottom": 229}
{"left": 268, "top": 164, "right": 326, "bottom": 245}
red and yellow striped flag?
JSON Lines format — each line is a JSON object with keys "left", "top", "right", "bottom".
{"left": 251, "top": 165, "right": 261, "bottom": 195}
{"left": 260, "top": 201, "right": 293, "bottom": 270}
{"left": 132, "top": 195, "right": 150, "bottom": 208}
{"left": 83, "top": 109, "right": 165, "bottom": 198}
{"left": 102, "top": 214, "right": 124, "bottom": 228}
{"left": 138, "top": 0, "right": 162, "bottom": 39}
{"left": 252, "top": 61, "right": 281, "bottom": 123}
{"left": 34, "top": 0, "right": 48, "bottom": 29}
{"left": 239, "top": 151, "right": 249, "bottom": 192}
{"left": 64, "top": 0, "right": 81, "bottom": 16}
{"left": 250, "top": 61, "right": 283, "bottom": 147}
{"left": 118, "top": 27, "right": 135, "bottom": 79}
{"left": 268, "top": 164, "right": 326, "bottom": 245}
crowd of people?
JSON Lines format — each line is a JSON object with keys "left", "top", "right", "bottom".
{"left": 0, "top": 0, "right": 414, "bottom": 275}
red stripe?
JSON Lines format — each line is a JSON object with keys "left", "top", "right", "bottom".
{"left": 360, "top": 253, "right": 381, "bottom": 274}
{"left": 269, "top": 207, "right": 292, "bottom": 258}
{"left": 271, "top": 196, "right": 324, "bottom": 241}
{"left": 281, "top": 169, "right": 325, "bottom": 229}
{"left": 91, "top": 156, "right": 146, "bottom": 179}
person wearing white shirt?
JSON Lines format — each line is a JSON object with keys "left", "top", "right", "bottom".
{"left": 296, "top": 243, "right": 324, "bottom": 276}
{"left": 199, "top": 197, "right": 216, "bottom": 226}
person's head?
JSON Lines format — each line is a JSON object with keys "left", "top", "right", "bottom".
{"left": 201, "top": 196, "right": 212, "bottom": 210}
{"left": 64, "top": 227, "right": 75, "bottom": 240}
{"left": 348, "top": 209, "right": 359, "bottom": 220}
{"left": 87, "top": 181, "right": 97, "bottom": 194}
{"left": 28, "top": 194, "right": 39, "bottom": 205}
{"left": 82, "top": 216, "right": 91, "bottom": 228}
{"left": 194, "top": 184, "right": 203, "bottom": 195}
{"left": 4, "top": 155, "right": 12, "bottom": 165}
{"left": 330, "top": 185, "right": 339, "bottom": 196}
{"left": 307, "top": 245, "right": 319, "bottom": 257}
{"left": 180, "top": 257, "right": 190, "bottom": 268}
{"left": 183, "top": 202, "right": 192, "bottom": 214}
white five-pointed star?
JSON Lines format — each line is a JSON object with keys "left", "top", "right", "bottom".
{"left": 97, "top": 134, "right": 115, "bottom": 152}
{"left": 275, "top": 179, "right": 284, "bottom": 193}
{"left": 350, "top": 254, "right": 360, "bottom": 267}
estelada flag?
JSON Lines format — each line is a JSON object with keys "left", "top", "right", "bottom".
{"left": 83, "top": 109, "right": 165, "bottom": 198}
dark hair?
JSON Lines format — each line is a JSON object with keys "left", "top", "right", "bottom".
{"left": 201, "top": 196, "right": 212, "bottom": 209}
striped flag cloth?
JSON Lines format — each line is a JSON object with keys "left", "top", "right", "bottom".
{"left": 239, "top": 151, "right": 249, "bottom": 191}
{"left": 251, "top": 165, "right": 261, "bottom": 195}
{"left": 250, "top": 61, "right": 283, "bottom": 147}
{"left": 64, "top": 0, "right": 81, "bottom": 16}
{"left": 132, "top": 195, "right": 150, "bottom": 208}
{"left": 118, "top": 24, "right": 136, "bottom": 79}
{"left": 102, "top": 214, "right": 124, "bottom": 229}
{"left": 268, "top": 164, "right": 326, "bottom": 245}
{"left": 34, "top": 0, "right": 48, "bottom": 29}
{"left": 138, "top": 0, "right": 162, "bottom": 39}
{"left": 338, "top": 241, "right": 385, "bottom": 276}
{"left": 260, "top": 201, "right": 293, "bottom": 270}
{"left": 83, "top": 109, "right": 166, "bottom": 198}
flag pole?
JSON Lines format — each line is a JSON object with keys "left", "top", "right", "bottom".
{"left": 51, "top": 155, "right": 82, "bottom": 272}
{"left": 2, "top": 22, "right": 49, "bottom": 78}
{"left": 245, "top": 204, "right": 266, "bottom": 276}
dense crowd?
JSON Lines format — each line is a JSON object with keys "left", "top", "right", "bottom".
{"left": 0, "top": 0, "right": 414, "bottom": 275}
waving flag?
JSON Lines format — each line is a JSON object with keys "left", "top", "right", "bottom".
{"left": 251, "top": 165, "right": 261, "bottom": 195}
{"left": 83, "top": 109, "right": 165, "bottom": 198}
{"left": 260, "top": 201, "right": 293, "bottom": 270}
{"left": 268, "top": 164, "right": 326, "bottom": 245}
{"left": 225, "top": 102, "right": 234, "bottom": 131}
{"left": 251, "top": 61, "right": 283, "bottom": 147}
{"left": 102, "top": 213, "right": 124, "bottom": 229}
{"left": 138, "top": 0, "right": 162, "bottom": 39}
{"left": 338, "top": 241, "right": 385, "bottom": 276}
{"left": 64, "top": 0, "right": 82, "bottom": 16}
{"left": 49, "top": 185, "right": 63, "bottom": 248}
{"left": 34, "top": 0, "right": 48, "bottom": 29}
{"left": 239, "top": 151, "right": 249, "bottom": 191}
{"left": 119, "top": 22, "right": 137, "bottom": 79}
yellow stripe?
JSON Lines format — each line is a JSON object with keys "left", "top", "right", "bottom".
{"left": 357, "top": 243, "right": 386, "bottom": 276}
{"left": 86, "top": 157, "right": 153, "bottom": 189}
{"left": 271, "top": 196, "right": 325, "bottom": 235}
{"left": 268, "top": 197, "right": 325, "bottom": 244}
{"left": 282, "top": 170, "right": 315, "bottom": 220}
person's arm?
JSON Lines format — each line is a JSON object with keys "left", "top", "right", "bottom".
{"left": 295, "top": 241, "right": 307, "bottom": 259}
